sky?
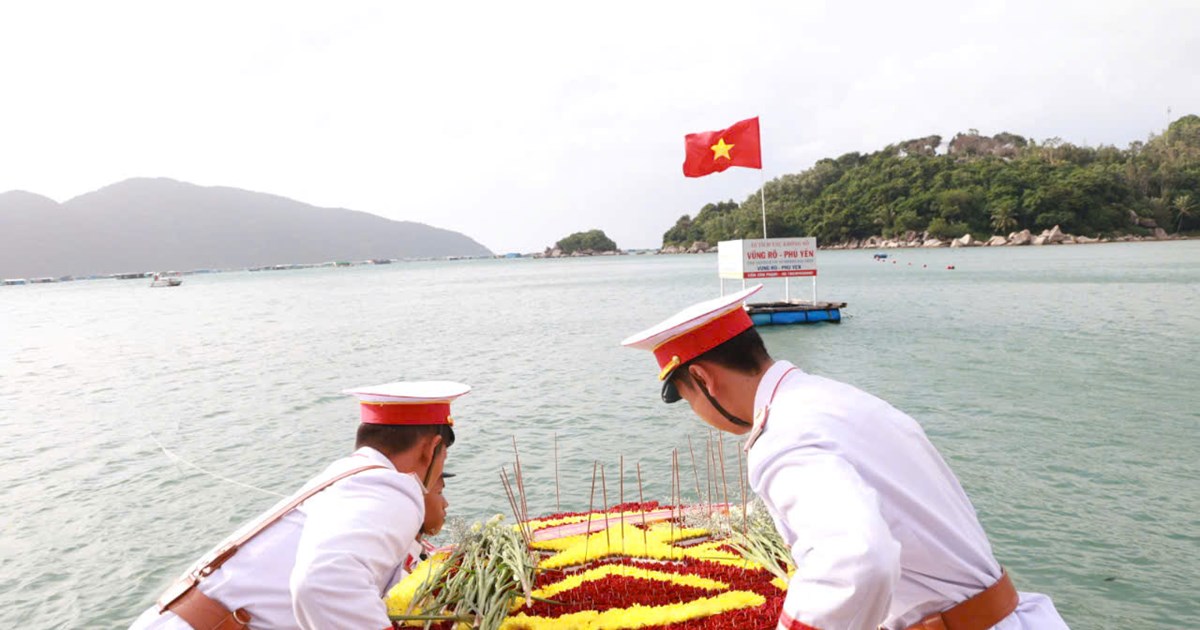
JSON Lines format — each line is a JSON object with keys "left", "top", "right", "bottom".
{"left": 1, "top": 0, "right": 1198, "bottom": 253}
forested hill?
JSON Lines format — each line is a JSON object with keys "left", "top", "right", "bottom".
{"left": 664, "top": 115, "right": 1200, "bottom": 247}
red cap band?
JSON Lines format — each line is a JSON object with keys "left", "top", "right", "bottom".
{"left": 652, "top": 307, "right": 754, "bottom": 372}
{"left": 360, "top": 402, "right": 453, "bottom": 426}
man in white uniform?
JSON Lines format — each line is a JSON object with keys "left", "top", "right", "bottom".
{"left": 623, "top": 286, "right": 1068, "bottom": 630}
{"left": 130, "top": 381, "right": 469, "bottom": 630}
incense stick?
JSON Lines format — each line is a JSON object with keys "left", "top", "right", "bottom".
{"left": 687, "top": 434, "right": 703, "bottom": 505}
{"left": 600, "top": 462, "right": 611, "bottom": 552}
{"left": 673, "top": 448, "right": 682, "bottom": 517}
{"left": 700, "top": 434, "right": 710, "bottom": 513}
{"left": 636, "top": 461, "right": 649, "bottom": 553}
{"left": 553, "top": 432, "right": 561, "bottom": 512}
{"left": 511, "top": 436, "right": 530, "bottom": 524}
{"left": 668, "top": 450, "right": 676, "bottom": 556}
{"left": 499, "top": 467, "right": 529, "bottom": 546}
{"left": 619, "top": 455, "right": 626, "bottom": 555}
{"left": 737, "top": 445, "right": 748, "bottom": 537}
{"left": 584, "top": 460, "right": 598, "bottom": 563}
{"left": 717, "top": 433, "right": 731, "bottom": 511}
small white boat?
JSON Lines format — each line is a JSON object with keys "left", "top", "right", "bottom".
{"left": 150, "top": 272, "right": 183, "bottom": 288}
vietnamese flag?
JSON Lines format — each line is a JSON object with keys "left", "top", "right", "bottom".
{"left": 682, "top": 117, "right": 762, "bottom": 177}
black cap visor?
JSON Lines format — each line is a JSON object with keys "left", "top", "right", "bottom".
{"left": 661, "top": 367, "right": 683, "bottom": 404}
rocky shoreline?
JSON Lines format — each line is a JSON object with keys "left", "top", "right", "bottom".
{"left": 529, "top": 223, "right": 1190, "bottom": 259}
{"left": 656, "top": 224, "right": 1188, "bottom": 256}
{"left": 822, "top": 224, "right": 1187, "bottom": 250}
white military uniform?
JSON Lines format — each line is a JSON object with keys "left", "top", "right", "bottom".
{"left": 747, "top": 360, "right": 1068, "bottom": 630}
{"left": 130, "top": 446, "right": 424, "bottom": 630}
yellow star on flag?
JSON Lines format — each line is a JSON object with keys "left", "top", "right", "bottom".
{"left": 710, "top": 137, "right": 734, "bottom": 161}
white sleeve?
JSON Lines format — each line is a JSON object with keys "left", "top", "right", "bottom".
{"left": 289, "top": 471, "right": 424, "bottom": 630}
{"left": 758, "top": 444, "right": 901, "bottom": 630}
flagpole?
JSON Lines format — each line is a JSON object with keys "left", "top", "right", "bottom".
{"left": 759, "top": 168, "right": 767, "bottom": 239}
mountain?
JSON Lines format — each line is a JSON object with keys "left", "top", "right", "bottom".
{"left": 0, "top": 178, "right": 492, "bottom": 277}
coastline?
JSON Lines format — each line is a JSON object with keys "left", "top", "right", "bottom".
{"left": 657, "top": 224, "right": 1189, "bottom": 255}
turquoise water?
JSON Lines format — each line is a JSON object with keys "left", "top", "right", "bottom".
{"left": 2, "top": 242, "right": 1197, "bottom": 628}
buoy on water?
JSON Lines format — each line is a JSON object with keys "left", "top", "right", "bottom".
{"left": 946, "top": 265, "right": 956, "bottom": 270}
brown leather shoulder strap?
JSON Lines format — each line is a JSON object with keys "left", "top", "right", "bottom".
{"left": 158, "top": 462, "right": 388, "bottom": 614}
{"left": 200, "top": 463, "right": 389, "bottom": 576}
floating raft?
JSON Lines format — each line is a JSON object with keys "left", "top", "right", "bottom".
{"left": 748, "top": 300, "right": 846, "bottom": 326}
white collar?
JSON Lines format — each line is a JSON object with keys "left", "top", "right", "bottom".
{"left": 753, "top": 360, "right": 799, "bottom": 412}
{"left": 352, "top": 446, "right": 433, "bottom": 494}
{"left": 745, "top": 360, "right": 801, "bottom": 452}
{"left": 351, "top": 446, "right": 398, "bottom": 471}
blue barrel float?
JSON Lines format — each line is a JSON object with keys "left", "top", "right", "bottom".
{"left": 747, "top": 301, "right": 845, "bottom": 326}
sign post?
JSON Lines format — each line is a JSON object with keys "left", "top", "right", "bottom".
{"left": 718, "top": 238, "right": 818, "bottom": 302}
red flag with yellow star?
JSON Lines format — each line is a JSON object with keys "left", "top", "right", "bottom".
{"left": 682, "top": 117, "right": 761, "bottom": 177}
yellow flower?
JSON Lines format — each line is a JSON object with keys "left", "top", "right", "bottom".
{"left": 538, "top": 522, "right": 710, "bottom": 569}
{"left": 384, "top": 552, "right": 449, "bottom": 619}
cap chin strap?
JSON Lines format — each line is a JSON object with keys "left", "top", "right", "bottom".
{"left": 698, "top": 381, "right": 751, "bottom": 428}
{"left": 421, "top": 443, "right": 443, "bottom": 493}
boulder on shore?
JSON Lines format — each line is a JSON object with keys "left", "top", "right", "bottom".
{"left": 922, "top": 238, "right": 947, "bottom": 248}
{"left": 950, "top": 233, "right": 977, "bottom": 248}
{"left": 985, "top": 235, "right": 1008, "bottom": 246}
{"left": 687, "top": 241, "right": 710, "bottom": 253}
{"left": 1129, "top": 210, "right": 1159, "bottom": 229}
{"left": 1044, "top": 225, "right": 1065, "bottom": 244}
{"left": 1009, "top": 229, "right": 1033, "bottom": 246}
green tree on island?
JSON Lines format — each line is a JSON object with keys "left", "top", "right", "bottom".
{"left": 555, "top": 229, "right": 618, "bottom": 254}
{"left": 663, "top": 115, "right": 1200, "bottom": 247}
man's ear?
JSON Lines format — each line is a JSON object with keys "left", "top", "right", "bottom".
{"left": 688, "top": 363, "right": 717, "bottom": 395}
{"left": 420, "top": 434, "right": 443, "bottom": 467}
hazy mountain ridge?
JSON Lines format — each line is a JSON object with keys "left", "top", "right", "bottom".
{"left": 0, "top": 178, "right": 492, "bottom": 277}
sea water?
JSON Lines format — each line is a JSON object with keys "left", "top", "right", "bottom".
{"left": 1, "top": 241, "right": 1197, "bottom": 627}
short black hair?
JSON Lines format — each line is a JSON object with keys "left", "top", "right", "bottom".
{"left": 671, "top": 326, "right": 772, "bottom": 390}
{"left": 355, "top": 423, "right": 456, "bottom": 458}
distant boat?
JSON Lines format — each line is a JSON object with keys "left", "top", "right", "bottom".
{"left": 150, "top": 272, "right": 183, "bottom": 288}
{"left": 873, "top": 253, "right": 888, "bottom": 260}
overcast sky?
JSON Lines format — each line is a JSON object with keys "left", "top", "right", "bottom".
{"left": 2, "top": 0, "right": 1198, "bottom": 252}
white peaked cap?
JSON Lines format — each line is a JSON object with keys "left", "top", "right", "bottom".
{"left": 342, "top": 381, "right": 471, "bottom": 426}
{"left": 621, "top": 284, "right": 763, "bottom": 351}
{"left": 342, "top": 381, "right": 471, "bottom": 403}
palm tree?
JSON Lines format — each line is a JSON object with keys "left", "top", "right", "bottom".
{"left": 1174, "top": 194, "right": 1195, "bottom": 233}
{"left": 990, "top": 204, "right": 1018, "bottom": 233}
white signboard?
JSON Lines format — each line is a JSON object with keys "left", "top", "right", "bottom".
{"left": 718, "top": 237, "right": 818, "bottom": 279}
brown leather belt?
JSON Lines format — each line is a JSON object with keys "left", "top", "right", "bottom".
{"left": 905, "top": 570, "right": 1018, "bottom": 630}
{"left": 166, "top": 583, "right": 251, "bottom": 630}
